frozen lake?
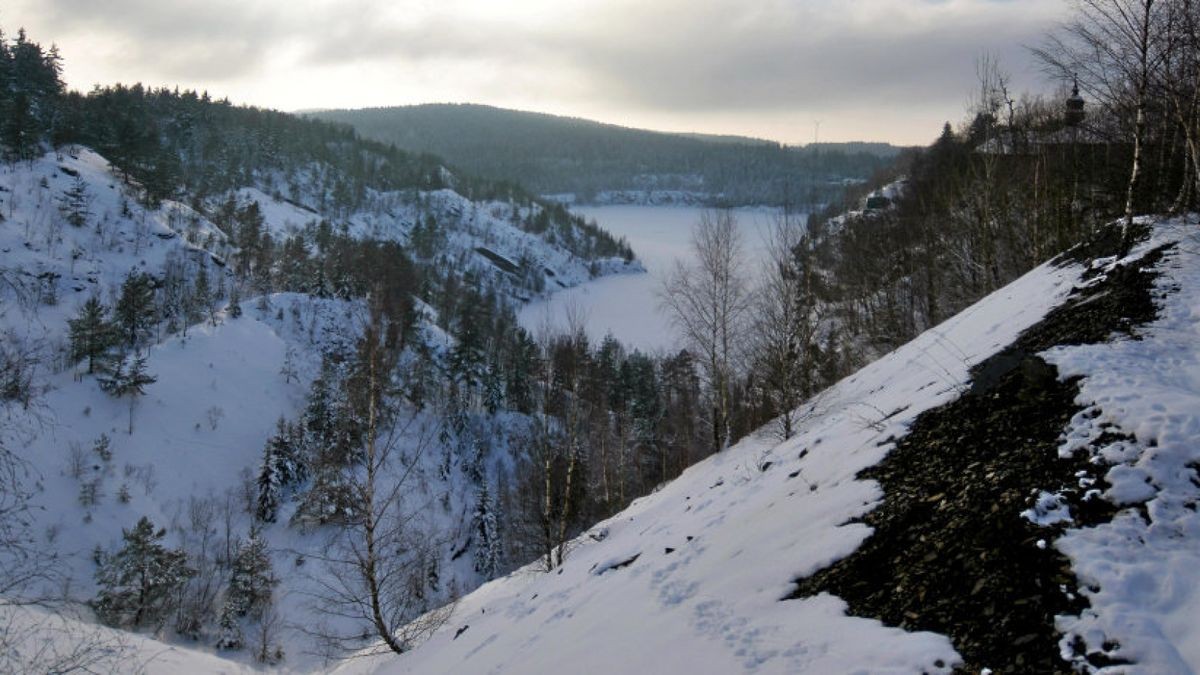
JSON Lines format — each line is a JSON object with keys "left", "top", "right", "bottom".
{"left": 519, "top": 205, "right": 788, "bottom": 353}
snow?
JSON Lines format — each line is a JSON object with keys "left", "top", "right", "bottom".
{"left": 234, "top": 187, "right": 320, "bottom": 238}
{"left": 519, "top": 205, "right": 784, "bottom": 352}
{"left": 1021, "top": 491, "right": 1074, "bottom": 526}
{"left": 0, "top": 147, "right": 230, "bottom": 341}
{"left": 228, "top": 185, "right": 637, "bottom": 299}
{"left": 1041, "top": 218, "right": 1200, "bottom": 673}
{"left": 344, "top": 219, "right": 1086, "bottom": 675}
{"left": 2, "top": 603, "right": 260, "bottom": 674}
{"left": 9, "top": 142, "right": 1200, "bottom": 673}
{"left": 0, "top": 147, "right": 630, "bottom": 671}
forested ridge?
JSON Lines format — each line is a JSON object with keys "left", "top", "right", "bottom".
{"left": 310, "top": 103, "right": 899, "bottom": 206}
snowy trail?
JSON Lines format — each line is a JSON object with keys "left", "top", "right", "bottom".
{"left": 1045, "top": 219, "right": 1200, "bottom": 673}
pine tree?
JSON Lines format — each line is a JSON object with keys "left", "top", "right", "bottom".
{"left": 279, "top": 420, "right": 308, "bottom": 487}
{"left": 227, "top": 286, "right": 243, "bottom": 319}
{"left": 98, "top": 354, "right": 157, "bottom": 434}
{"left": 256, "top": 445, "right": 282, "bottom": 524}
{"left": 450, "top": 288, "right": 489, "bottom": 393}
{"left": 114, "top": 272, "right": 157, "bottom": 347}
{"left": 61, "top": 175, "right": 90, "bottom": 228}
{"left": 93, "top": 433, "right": 113, "bottom": 462}
{"left": 189, "top": 262, "right": 212, "bottom": 326}
{"left": 473, "top": 482, "right": 500, "bottom": 580}
{"left": 226, "top": 528, "right": 276, "bottom": 619}
{"left": 98, "top": 355, "right": 156, "bottom": 396}
{"left": 68, "top": 296, "right": 116, "bottom": 373}
{"left": 214, "top": 603, "right": 245, "bottom": 651}
{"left": 92, "top": 516, "right": 194, "bottom": 628}
{"left": 234, "top": 202, "right": 264, "bottom": 279}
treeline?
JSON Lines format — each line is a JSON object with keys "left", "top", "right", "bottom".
{"left": 0, "top": 28, "right": 64, "bottom": 161}
{"left": 769, "top": 0, "right": 1200, "bottom": 408}
{"left": 0, "top": 28, "right": 630, "bottom": 268}
{"left": 654, "top": 1, "right": 1200, "bottom": 466}
{"left": 310, "top": 104, "right": 898, "bottom": 206}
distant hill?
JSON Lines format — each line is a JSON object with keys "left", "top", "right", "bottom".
{"left": 308, "top": 104, "right": 901, "bottom": 206}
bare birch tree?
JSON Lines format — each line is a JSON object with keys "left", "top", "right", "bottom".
{"left": 750, "top": 210, "right": 824, "bottom": 440}
{"left": 304, "top": 306, "right": 450, "bottom": 656}
{"left": 660, "top": 210, "right": 751, "bottom": 452}
{"left": 1035, "top": 0, "right": 1169, "bottom": 249}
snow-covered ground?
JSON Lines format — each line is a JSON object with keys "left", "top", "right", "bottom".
{"left": 344, "top": 216, "right": 1105, "bottom": 675}
{"left": 1043, "top": 218, "right": 1200, "bottom": 673}
{"left": 0, "top": 147, "right": 633, "bottom": 671}
{"left": 518, "top": 205, "right": 784, "bottom": 352}
{"left": 2, "top": 603, "right": 261, "bottom": 675}
{"left": 343, "top": 218, "right": 1200, "bottom": 675}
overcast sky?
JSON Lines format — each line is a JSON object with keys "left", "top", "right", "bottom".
{"left": 6, "top": 0, "right": 1070, "bottom": 145}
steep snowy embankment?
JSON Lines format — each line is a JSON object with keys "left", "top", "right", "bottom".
{"left": 346, "top": 218, "right": 1200, "bottom": 675}
{"left": 339, "top": 222, "right": 1097, "bottom": 674}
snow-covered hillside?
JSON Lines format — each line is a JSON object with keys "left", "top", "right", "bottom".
{"left": 337, "top": 218, "right": 1200, "bottom": 674}
{"left": 234, "top": 183, "right": 641, "bottom": 298}
{"left": 0, "top": 148, "right": 635, "bottom": 330}
{"left": 0, "top": 146, "right": 635, "bottom": 670}
{"left": 7, "top": 142, "right": 1199, "bottom": 674}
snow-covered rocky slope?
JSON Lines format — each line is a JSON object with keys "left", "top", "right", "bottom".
{"left": 0, "top": 147, "right": 637, "bottom": 324}
{"left": 339, "top": 218, "right": 1200, "bottom": 674}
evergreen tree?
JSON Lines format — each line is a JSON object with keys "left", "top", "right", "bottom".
{"left": 263, "top": 418, "right": 306, "bottom": 496}
{"left": 214, "top": 604, "right": 244, "bottom": 651}
{"left": 68, "top": 296, "right": 116, "bottom": 373}
{"left": 256, "top": 445, "right": 282, "bottom": 524}
{"left": 473, "top": 481, "right": 500, "bottom": 580}
{"left": 234, "top": 202, "right": 264, "bottom": 279}
{"left": 114, "top": 272, "right": 157, "bottom": 347}
{"left": 92, "top": 516, "right": 194, "bottom": 628}
{"left": 61, "top": 175, "right": 90, "bottom": 227}
{"left": 0, "top": 29, "right": 10, "bottom": 130}
{"left": 189, "top": 262, "right": 212, "bottom": 326}
{"left": 98, "top": 354, "right": 156, "bottom": 397}
{"left": 98, "top": 354, "right": 157, "bottom": 434}
{"left": 227, "top": 286, "right": 243, "bottom": 319}
{"left": 0, "top": 28, "right": 63, "bottom": 160}
{"left": 226, "top": 528, "right": 276, "bottom": 619}
{"left": 449, "top": 287, "right": 489, "bottom": 393}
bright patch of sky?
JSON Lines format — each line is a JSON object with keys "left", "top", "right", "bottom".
{"left": 7, "top": 0, "right": 1069, "bottom": 145}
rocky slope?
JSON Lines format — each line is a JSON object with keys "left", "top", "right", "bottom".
{"left": 341, "top": 217, "right": 1200, "bottom": 675}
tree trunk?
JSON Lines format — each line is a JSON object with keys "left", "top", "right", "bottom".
{"left": 362, "top": 344, "right": 405, "bottom": 654}
{"left": 1124, "top": 0, "right": 1155, "bottom": 253}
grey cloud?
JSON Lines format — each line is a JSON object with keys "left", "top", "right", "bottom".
{"left": 545, "top": 1, "right": 1056, "bottom": 113}
{"left": 23, "top": 0, "right": 1062, "bottom": 127}
{"left": 35, "top": 0, "right": 388, "bottom": 81}
{"left": 294, "top": 0, "right": 1060, "bottom": 116}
